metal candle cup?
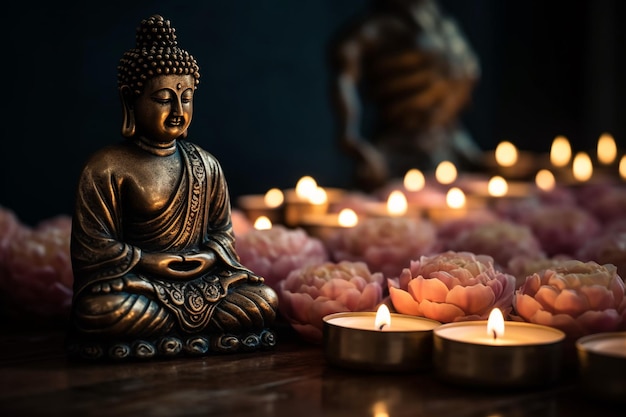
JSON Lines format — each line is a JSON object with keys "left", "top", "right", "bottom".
{"left": 576, "top": 331, "right": 626, "bottom": 403}
{"left": 323, "top": 311, "right": 441, "bottom": 372}
{"left": 433, "top": 321, "right": 566, "bottom": 388}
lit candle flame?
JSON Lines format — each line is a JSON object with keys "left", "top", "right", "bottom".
{"left": 338, "top": 208, "right": 358, "bottom": 227}
{"left": 446, "top": 187, "right": 466, "bottom": 209}
{"left": 572, "top": 152, "right": 593, "bottom": 182}
{"left": 375, "top": 304, "right": 391, "bottom": 330}
{"left": 295, "top": 176, "right": 318, "bottom": 200}
{"left": 263, "top": 188, "right": 284, "bottom": 208}
{"left": 535, "top": 169, "right": 556, "bottom": 191}
{"left": 487, "top": 308, "right": 505, "bottom": 340}
{"left": 386, "top": 191, "right": 408, "bottom": 216}
{"left": 597, "top": 133, "right": 617, "bottom": 165}
{"left": 487, "top": 176, "right": 508, "bottom": 197}
{"left": 435, "top": 161, "right": 457, "bottom": 185}
{"left": 550, "top": 135, "right": 572, "bottom": 167}
{"left": 403, "top": 169, "right": 425, "bottom": 191}
{"left": 495, "top": 141, "right": 518, "bottom": 167}
{"left": 253, "top": 216, "right": 272, "bottom": 230}
{"left": 620, "top": 155, "right": 626, "bottom": 180}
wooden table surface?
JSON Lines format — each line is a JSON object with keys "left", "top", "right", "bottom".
{"left": 0, "top": 323, "right": 622, "bottom": 417}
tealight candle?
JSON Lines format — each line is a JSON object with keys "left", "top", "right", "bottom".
{"left": 299, "top": 208, "right": 359, "bottom": 243}
{"left": 576, "top": 331, "right": 626, "bottom": 403}
{"left": 323, "top": 305, "right": 441, "bottom": 372}
{"left": 433, "top": 309, "right": 566, "bottom": 388}
{"left": 237, "top": 188, "right": 285, "bottom": 225}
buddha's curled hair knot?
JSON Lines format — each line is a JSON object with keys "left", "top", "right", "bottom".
{"left": 117, "top": 14, "right": 200, "bottom": 96}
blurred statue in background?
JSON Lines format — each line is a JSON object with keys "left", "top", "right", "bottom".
{"left": 68, "top": 15, "right": 278, "bottom": 360}
{"left": 329, "top": 0, "right": 482, "bottom": 191}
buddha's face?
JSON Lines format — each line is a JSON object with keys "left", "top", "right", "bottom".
{"left": 133, "top": 74, "right": 195, "bottom": 144}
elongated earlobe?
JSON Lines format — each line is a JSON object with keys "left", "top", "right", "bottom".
{"left": 120, "top": 86, "right": 135, "bottom": 138}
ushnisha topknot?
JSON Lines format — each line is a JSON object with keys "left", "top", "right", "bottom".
{"left": 117, "top": 14, "right": 200, "bottom": 96}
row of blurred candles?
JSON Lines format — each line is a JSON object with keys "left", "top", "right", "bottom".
{"left": 237, "top": 133, "right": 625, "bottom": 231}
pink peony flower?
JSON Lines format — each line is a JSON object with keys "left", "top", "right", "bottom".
{"left": 516, "top": 204, "right": 601, "bottom": 257}
{"left": 278, "top": 260, "right": 385, "bottom": 343}
{"left": 0, "top": 214, "right": 73, "bottom": 321}
{"left": 326, "top": 216, "right": 439, "bottom": 279}
{"left": 444, "top": 220, "right": 544, "bottom": 273}
{"left": 506, "top": 254, "right": 571, "bottom": 289}
{"left": 388, "top": 251, "right": 516, "bottom": 323}
{"left": 236, "top": 225, "right": 329, "bottom": 291}
{"left": 231, "top": 208, "right": 253, "bottom": 237}
{"left": 577, "top": 231, "right": 626, "bottom": 280}
{"left": 513, "top": 260, "right": 626, "bottom": 341}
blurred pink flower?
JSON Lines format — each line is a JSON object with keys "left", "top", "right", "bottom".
{"left": 577, "top": 231, "right": 626, "bottom": 280}
{"left": 326, "top": 216, "right": 439, "bottom": 278}
{"left": 576, "top": 184, "right": 626, "bottom": 225}
{"left": 513, "top": 260, "right": 626, "bottom": 341}
{"left": 506, "top": 254, "right": 571, "bottom": 289}
{"left": 231, "top": 208, "right": 253, "bottom": 237}
{"left": 0, "top": 214, "right": 73, "bottom": 320}
{"left": 278, "top": 261, "right": 384, "bottom": 343}
{"left": 517, "top": 205, "right": 601, "bottom": 257}
{"left": 388, "top": 251, "right": 516, "bottom": 323}
{"left": 444, "top": 220, "right": 544, "bottom": 273}
{"left": 435, "top": 210, "right": 499, "bottom": 244}
{"left": 236, "top": 225, "right": 329, "bottom": 291}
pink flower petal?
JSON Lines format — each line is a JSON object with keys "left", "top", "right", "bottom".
{"left": 576, "top": 309, "right": 622, "bottom": 334}
{"left": 579, "top": 285, "right": 618, "bottom": 311}
{"left": 533, "top": 286, "right": 560, "bottom": 312}
{"left": 389, "top": 287, "right": 422, "bottom": 315}
{"left": 420, "top": 299, "right": 465, "bottom": 323}
{"left": 513, "top": 293, "right": 544, "bottom": 321}
{"left": 446, "top": 284, "right": 496, "bottom": 315}
{"left": 408, "top": 277, "right": 449, "bottom": 303}
{"left": 553, "top": 288, "right": 589, "bottom": 316}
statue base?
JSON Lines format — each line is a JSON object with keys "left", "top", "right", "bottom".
{"left": 66, "top": 329, "right": 277, "bottom": 361}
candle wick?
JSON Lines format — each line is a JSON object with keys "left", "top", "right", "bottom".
{"left": 492, "top": 330, "right": 497, "bottom": 340}
{"left": 379, "top": 323, "right": 386, "bottom": 330}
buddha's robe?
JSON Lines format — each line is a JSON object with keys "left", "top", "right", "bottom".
{"left": 70, "top": 139, "right": 277, "bottom": 340}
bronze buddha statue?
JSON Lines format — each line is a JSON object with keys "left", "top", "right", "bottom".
{"left": 67, "top": 15, "right": 278, "bottom": 360}
{"left": 329, "top": 0, "right": 483, "bottom": 191}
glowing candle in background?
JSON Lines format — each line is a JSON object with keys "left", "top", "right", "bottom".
{"left": 337, "top": 208, "right": 358, "bottom": 227}
{"left": 309, "top": 187, "right": 328, "bottom": 206}
{"left": 264, "top": 188, "right": 284, "bottom": 208}
{"left": 435, "top": 161, "right": 457, "bottom": 185}
{"left": 403, "top": 169, "right": 425, "bottom": 192}
{"left": 620, "top": 155, "right": 626, "bottom": 180}
{"left": 446, "top": 187, "right": 466, "bottom": 209}
{"left": 386, "top": 190, "right": 408, "bottom": 216}
{"left": 535, "top": 169, "right": 556, "bottom": 192}
{"left": 253, "top": 216, "right": 272, "bottom": 230}
{"left": 487, "top": 176, "right": 508, "bottom": 197}
{"left": 550, "top": 135, "right": 572, "bottom": 167}
{"left": 597, "top": 133, "right": 617, "bottom": 165}
{"left": 295, "top": 176, "right": 318, "bottom": 201}
{"left": 572, "top": 152, "right": 593, "bottom": 182}
{"left": 495, "top": 141, "right": 518, "bottom": 167}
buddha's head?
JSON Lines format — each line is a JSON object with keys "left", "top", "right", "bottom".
{"left": 118, "top": 15, "right": 201, "bottom": 139}
{"left": 118, "top": 14, "right": 200, "bottom": 97}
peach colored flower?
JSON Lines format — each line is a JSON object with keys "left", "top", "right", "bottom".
{"left": 513, "top": 260, "right": 626, "bottom": 341}
{"left": 388, "top": 251, "right": 516, "bottom": 323}
{"left": 0, "top": 214, "right": 73, "bottom": 320}
{"left": 326, "top": 216, "right": 439, "bottom": 278}
{"left": 278, "top": 261, "right": 384, "bottom": 343}
{"left": 236, "top": 225, "right": 329, "bottom": 291}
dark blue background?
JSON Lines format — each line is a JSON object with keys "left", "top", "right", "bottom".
{"left": 3, "top": 1, "right": 624, "bottom": 225}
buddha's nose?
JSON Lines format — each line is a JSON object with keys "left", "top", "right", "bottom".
{"left": 172, "top": 98, "right": 183, "bottom": 116}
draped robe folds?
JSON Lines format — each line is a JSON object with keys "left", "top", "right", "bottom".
{"left": 70, "top": 139, "right": 275, "bottom": 337}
